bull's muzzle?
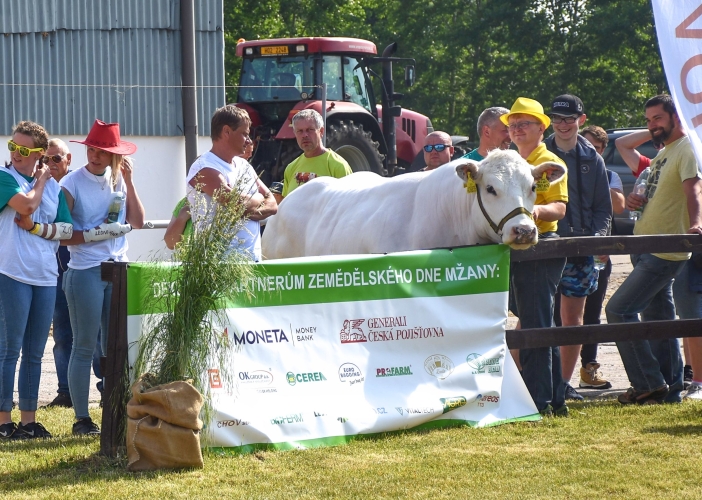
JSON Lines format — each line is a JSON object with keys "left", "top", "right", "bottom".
{"left": 512, "top": 226, "right": 537, "bottom": 244}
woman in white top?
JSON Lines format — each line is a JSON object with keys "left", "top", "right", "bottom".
{"left": 60, "top": 119, "right": 145, "bottom": 436}
{"left": 0, "top": 121, "right": 74, "bottom": 440}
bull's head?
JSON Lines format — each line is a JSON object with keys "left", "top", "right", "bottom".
{"left": 453, "top": 149, "right": 566, "bottom": 250}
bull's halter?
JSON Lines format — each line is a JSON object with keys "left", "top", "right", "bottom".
{"left": 468, "top": 179, "right": 533, "bottom": 236}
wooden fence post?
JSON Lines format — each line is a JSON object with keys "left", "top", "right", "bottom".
{"left": 100, "top": 262, "right": 129, "bottom": 457}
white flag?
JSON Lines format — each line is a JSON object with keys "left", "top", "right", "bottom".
{"left": 652, "top": 1, "right": 702, "bottom": 167}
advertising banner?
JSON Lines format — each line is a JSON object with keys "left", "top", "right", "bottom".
{"left": 126, "top": 245, "right": 538, "bottom": 453}
{"left": 652, "top": 1, "right": 702, "bottom": 165}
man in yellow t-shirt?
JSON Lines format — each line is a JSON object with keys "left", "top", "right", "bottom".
{"left": 502, "top": 97, "right": 569, "bottom": 416}
{"left": 606, "top": 94, "right": 702, "bottom": 405}
{"left": 276, "top": 109, "right": 353, "bottom": 203}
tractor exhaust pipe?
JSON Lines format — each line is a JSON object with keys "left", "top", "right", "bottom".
{"left": 381, "top": 42, "right": 400, "bottom": 176}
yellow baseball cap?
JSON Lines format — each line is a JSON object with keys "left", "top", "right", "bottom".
{"left": 500, "top": 97, "right": 551, "bottom": 128}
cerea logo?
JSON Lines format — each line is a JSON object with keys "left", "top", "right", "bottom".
{"left": 287, "top": 371, "right": 328, "bottom": 386}
{"left": 424, "top": 354, "right": 454, "bottom": 380}
{"left": 340, "top": 319, "right": 367, "bottom": 343}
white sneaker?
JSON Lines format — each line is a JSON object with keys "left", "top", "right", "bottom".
{"left": 684, "top": 383, "right": 702, "bottom": 400}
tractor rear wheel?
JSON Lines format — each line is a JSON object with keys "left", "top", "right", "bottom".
{"left": 326, "top": 120, "right": 385, "bottom": 175}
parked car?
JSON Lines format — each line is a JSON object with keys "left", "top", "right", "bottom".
{"left": 601, "top": 128, "right": 658, "bottom": 235}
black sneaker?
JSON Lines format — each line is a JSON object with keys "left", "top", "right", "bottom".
{"left": 0, "top": 422, "right": 20, "bottom": 440}
{"left": 684, "top": 365, "right": 693, "bottom": 390}
{"left": 72, "top": 417, "right": 100, "bottom": 436}
{"left": 16, "top": 421, "right": 52, "bottom": 439}
{"left": 565, "top": 383, "right": 584, "bottom": 401}
{"left": 43, "top": 393, "right": 73, "bottom": 409}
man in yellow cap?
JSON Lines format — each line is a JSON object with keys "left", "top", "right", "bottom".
{"left": 502, "top": 97, "right": 569, "bottom": 416}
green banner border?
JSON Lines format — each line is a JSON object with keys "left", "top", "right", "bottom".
{"left": 128, "top": 245, "right": 510, "bottom": 315}
{"left": 206, "top": 413, "right": 541, "bottom": 455}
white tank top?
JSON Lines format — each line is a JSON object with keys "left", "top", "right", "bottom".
{"left": 60, "top": 166, "right": 129, "bottom": 270}
{"left": 0, "top": 167, "right": 62, "bottom": 286}
{"left": 186, "top": 152, "right": 262, "bottom": 261}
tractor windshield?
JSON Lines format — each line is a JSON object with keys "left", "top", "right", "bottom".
{"left": 238, "top": 56, "right": 315, "bottom": 103}
{"left": 342, "top": 57, "right": 373, "bottom": 112}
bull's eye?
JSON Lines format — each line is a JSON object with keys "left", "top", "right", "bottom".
{"left": 531, "top": 184, "right": 536, "bottom": 192}
{"left": 486, "top": 185, "right": 497, "bottom": 196}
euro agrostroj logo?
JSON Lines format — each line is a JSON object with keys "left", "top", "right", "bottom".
{"left": 465, "top": 353, "right": 501, "bottom": 374}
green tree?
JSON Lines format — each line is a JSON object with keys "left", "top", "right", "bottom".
{"left": 222, "top": 0, "right": 666, "bottom": 137}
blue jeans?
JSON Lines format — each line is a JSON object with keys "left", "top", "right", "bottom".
{"left": 0, "top": 273, "right": 56, "bottom": 412}
{"left": 606, "top": 254, "right": 685, "bottom": 402}
{"left": 64, "top": 266, "right": 112, "bottom": 419}
{"left": 53, "top": 272, "right": 103, "bottom": 396}
{"left": 510, "top": 254, "right": 567, "bottom": 412}
{"left": 673, "top": 260, "right": 702, "bottom": 319}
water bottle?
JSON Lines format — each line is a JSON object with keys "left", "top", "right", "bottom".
{"left": 593, "top": 256, "right": 606, "bottom": 271}
{"left": 629, "top": 168, "right": 650, "bottom": 221}
{"left": 107, "top": 191, "right": 126, "bottom": 223}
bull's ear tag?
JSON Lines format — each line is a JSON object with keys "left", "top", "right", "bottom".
{"left": 535, "top": 172, "right": 550, "bottom": 193}
{"left": 464, "top": 173, "right": 477, "bottom": 194}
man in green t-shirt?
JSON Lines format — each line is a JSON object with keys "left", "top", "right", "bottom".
{"left": 462, "top": 106, "right": 511, "bottom": 162}
{"left": 606, "top": 94, "right": 702, "bottom": 405}
{"left": 277, "top": 109, "right": 352, "bottom": 203}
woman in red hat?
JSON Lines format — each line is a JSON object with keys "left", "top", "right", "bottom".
{"left": 0, "top": 121, "right": 74, "bottom": 440}
{"left": 60, "top": 119, "right": 145, "bottom": 436}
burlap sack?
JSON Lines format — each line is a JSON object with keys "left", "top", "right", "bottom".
{"left": 126, "top": 375, "right": 205, "bottom": 471}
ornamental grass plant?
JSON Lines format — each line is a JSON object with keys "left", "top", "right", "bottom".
{"left": 131, "top": 183, "right": 258, "bottom": 426}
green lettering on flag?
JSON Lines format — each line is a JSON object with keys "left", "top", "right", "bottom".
{"left": 127, "top": 245, "right": 510, "bottom": 315}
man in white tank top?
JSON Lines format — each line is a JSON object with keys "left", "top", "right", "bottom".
{"left": 185, "top": 105, "right": 277, "bottom": 262}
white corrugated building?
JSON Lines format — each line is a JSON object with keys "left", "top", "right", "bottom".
{"left": 0, "top": 0, "right": 225, "bottom": 258}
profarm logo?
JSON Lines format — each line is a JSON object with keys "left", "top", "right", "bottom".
{"left": 376, "top": 365, "right": 413, "bottom": 377}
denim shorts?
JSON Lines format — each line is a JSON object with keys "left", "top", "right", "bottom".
{"left": 559, "top": 256, "right": 599, "bottom": 298}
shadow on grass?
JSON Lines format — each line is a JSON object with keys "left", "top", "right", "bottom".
{"left": 0, "top": 437, "right": 131, "bottom": 493}
{"left": 643, "top": 423, "right": 702, "bottom": 435}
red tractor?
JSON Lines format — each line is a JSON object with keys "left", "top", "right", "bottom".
{"left": 234, "top": 37, "right": 434, "bottom": 185}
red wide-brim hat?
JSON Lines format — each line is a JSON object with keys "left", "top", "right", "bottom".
{"left": 71, "top": 119, "right": 137, "bottom": 155}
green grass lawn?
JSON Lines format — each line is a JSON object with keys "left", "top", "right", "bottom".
{"left": 2, "top": 401, "right": 701, "bottom": 500}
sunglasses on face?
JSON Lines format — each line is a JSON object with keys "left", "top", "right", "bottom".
{"left": 423, "top": 144, "right": 450, "bottom": 153}
{"left": 8, "top": 140, "right": 44, "bottom": 157}
{"left": 42, "top": 154, "right": 66, "bottom": 164}
{"left": 551, "top": 115, "right": 578, "bottom": 124}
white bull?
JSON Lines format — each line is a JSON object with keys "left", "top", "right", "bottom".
{"left": 261, "top": 149, "right": 565, "bottom": 259}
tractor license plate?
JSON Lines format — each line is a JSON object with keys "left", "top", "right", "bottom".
{"left": 261, "top": 46, "right": 288, "bottom": 55}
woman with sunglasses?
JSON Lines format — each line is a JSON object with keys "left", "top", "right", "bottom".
{"left": 0, "top": 121, "right": 74, "bottom": 440}
{"left": 60, "top": 119, "right": 145, "bottom": 436}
